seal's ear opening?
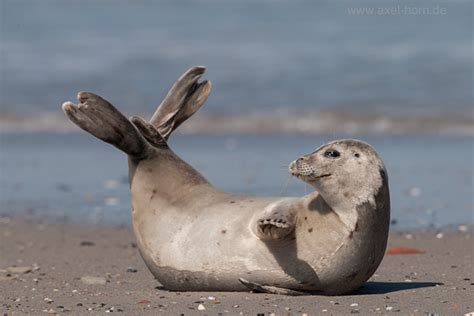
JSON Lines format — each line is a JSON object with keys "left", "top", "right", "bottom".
{"left": 149, "top": 66, "right": 212, "bottom": 140}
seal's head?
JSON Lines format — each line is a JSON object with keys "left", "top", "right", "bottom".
{"left": 289, "top": 139, "right": 387, "bottom": 208}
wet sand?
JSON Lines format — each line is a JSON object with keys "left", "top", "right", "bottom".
{"left": 1, "top": 217, "right": 472, "bottom": 315}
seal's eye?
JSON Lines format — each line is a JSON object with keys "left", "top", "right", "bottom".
{"left": 324, "top": 150, "right": 340, "bottom": 158}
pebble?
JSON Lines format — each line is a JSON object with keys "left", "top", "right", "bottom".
{"left": 198, "top": 304, "right": 206, "bottom": 311}
{"left": 80, "top": 241, "right": 95, "bottom": 246}
{"left": 44, "top": 297, "right": 53, "bottom": 303}
{"left": 126, "top": 267, "right": 138, "bottom": 273}
{"left": 80, "top": 276, "right": 107, "bottom": 285}
{"left": 386, "top": 306, "right": 393, "bottom": 311}
{"left": 7, "top": 266, "right": 32, "bottom": 274}
{"left": 207, "top": 296, "right": 216, "bottom": 300}
{"left": 436, "top": 233, "right": 444, "bottom": 239}
{"left": 350, "top": 303, "right": 359, "bottom": 307}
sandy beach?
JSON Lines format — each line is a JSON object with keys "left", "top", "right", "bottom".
{"left": 1, "top": 216, "right": 472, "bottom": 315}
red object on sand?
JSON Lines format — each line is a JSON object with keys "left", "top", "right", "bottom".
{"left": 386, "top": 246, "right": 425, "bottom": 255}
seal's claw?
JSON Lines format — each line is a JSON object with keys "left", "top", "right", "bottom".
{"left": 62, "top": 101, "right": 76, "bottom": 112}
{"left": 238, "top": 278, "right": 308, "bottom": 296}
{"left": 258, "top": 218, "right": 290, "bottom": 229}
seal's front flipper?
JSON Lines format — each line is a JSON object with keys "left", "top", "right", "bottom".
{"left": 62, "top": 92, "right": 150, "bottom": 158}
{"left": 238, "top": 278, "right": 308, "bottom": 296}
{"left": 256, "top": 203, "right": 296, "bottom": 240}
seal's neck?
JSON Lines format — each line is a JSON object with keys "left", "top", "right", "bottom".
{"left": 322, "top": 193, "right": 362, "bottom": 231}
{"left": 314, "top": 168, "right": 389, "bottom": 231}
{"left": 128, "top": 146, "right": 215, "bottom": 201}
{"left": 313, "top": 178, "right": 385, "bottom": 231}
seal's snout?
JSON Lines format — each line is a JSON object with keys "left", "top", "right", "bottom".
{"left": 289, "top": 157, "right": 315, "bottom": 178}
{"left": 288, "top": 160, "right": 298, "bottom": 176}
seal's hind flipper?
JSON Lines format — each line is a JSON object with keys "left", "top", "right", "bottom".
{"left": 130, "top": 116, "right": 166, "bottom": 147}
{"left": 256, "top": 202, "right": 296, "bottom": 240}
{"left": 62, "top": 92, "right": 150, "bottom": 158}
{"left": 150, "top": 66, "right": 211, "bottom": 140}
{"left": 238, "top": 278, "right": 308, "bottom": 296}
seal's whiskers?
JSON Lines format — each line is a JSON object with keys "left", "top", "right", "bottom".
{"left": 278, "top": 175, "right": 292, "bottom": 196}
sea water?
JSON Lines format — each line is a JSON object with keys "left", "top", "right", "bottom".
{"left": 0, "top": 133, "right": 472, "bottom": 229}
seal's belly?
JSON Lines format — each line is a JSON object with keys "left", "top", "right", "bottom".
{"left": 134, "top": 208, "right": 319, "bottom": 291}
{"left": 132, "top": 205, "right": 353, "bottom": 292}
{"left": 131, "top": 191, "right": 388, "bottom": 293}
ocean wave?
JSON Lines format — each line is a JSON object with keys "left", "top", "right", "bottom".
{"left": 0, "top": 110, "right": 473, "bottom": 137}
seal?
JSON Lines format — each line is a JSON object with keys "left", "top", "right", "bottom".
{"left": 62, "top": 66, "right": 390, "bottom": 295}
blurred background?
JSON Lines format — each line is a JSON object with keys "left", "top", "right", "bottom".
{"left": 1, "top": 0, "right": 472, "bottom": 229}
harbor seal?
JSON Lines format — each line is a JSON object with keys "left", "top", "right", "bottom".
{"left": 62, "top": 66, "right": 390, "bottom": 295}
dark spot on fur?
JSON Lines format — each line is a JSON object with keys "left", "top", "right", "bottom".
{"left": 152, "top": 189, "right": 157, "bottom": 194}
{"left": 345, "top": 271, "right": 358, "bottom": 280}
{"left": 216, "top": 242, "right": 220, "bottom": 246}
{"left": 230, "top": 200, "right": 235, "bottom": 204}
{"left": 355, "top": 221, "right": 360, "bottom": 232}
{"left": 308, "top": 228, "right": 313, "bottom": 233}
{"left": 348, "top": 230, "right": 354, "bottom": 239}
{"left": 221, "top": 229, "right": 226, "bottom": 234}
{"left": 246, "top": 271, "right": 252, "bottom": 274}
{"left": 147, "top": 168, "right": 153, "bottom": 173}
{"left": 343, "top": 191, "right": 350, "bottom": 197}
{"left": 354, "top": 153, "right": 360, "bottom": 158}
{"left": 304, "top": 216, "right": 308, "bottom": 220}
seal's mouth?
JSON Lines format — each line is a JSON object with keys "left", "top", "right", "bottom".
{"left": 292, "top": 172, "right": 332, "bottom": 182}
